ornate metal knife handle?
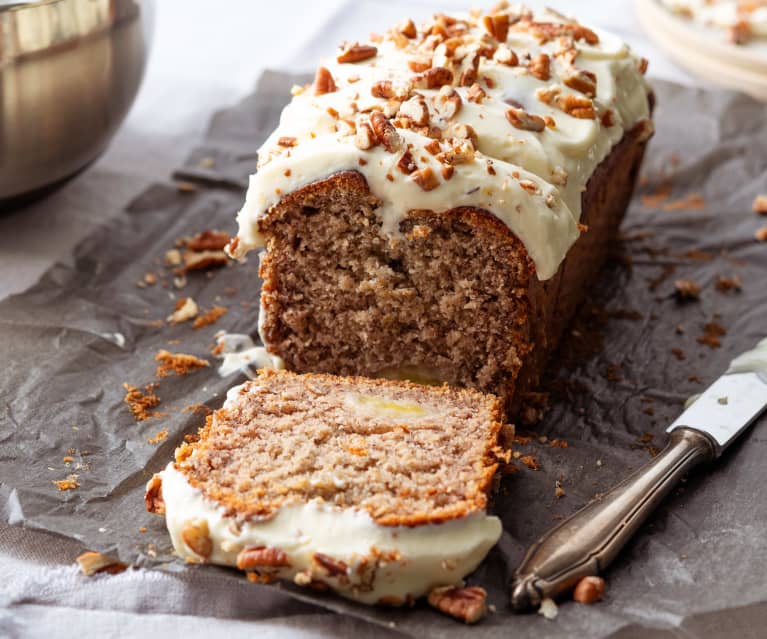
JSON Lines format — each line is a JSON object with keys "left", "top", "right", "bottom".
{"left": 510, "top": 427, "right": 715, "bottom": 611}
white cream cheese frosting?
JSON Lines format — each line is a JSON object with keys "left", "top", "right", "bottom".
{"left": 160, "top": 463, "right": 501, "bottom": 604}
{"left": 231, "top": 5, "right": 651, "bottom": 280}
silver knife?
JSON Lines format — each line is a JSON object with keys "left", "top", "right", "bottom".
{"left": 510, "top": 338, "right": 767, "bottom": 611}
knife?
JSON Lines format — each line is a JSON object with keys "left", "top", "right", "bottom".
{"left": 510, "top": 338, "right": 767, "bottom": 612}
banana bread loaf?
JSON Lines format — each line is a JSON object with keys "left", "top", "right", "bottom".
{"left": 228, "top": 4, "right": 654, "bottom": 415}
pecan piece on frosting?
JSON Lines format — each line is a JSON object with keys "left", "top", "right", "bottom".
{"left": 467, "top": 83, "right": 486, "bottom": 103}
{"left": 556, "top": 94, "right": 596, "bottom": 119}
{"left": 398, "top": 95, "right": 430, "bottom": 126}
{"left": 428, "top": 585, "right": 488, "bottom": 624}
{"left": 354, "top": 122, "right": 379, "bottom": 150}
{"left": 145, "top": 474, "right": 165, "bottom": 514}
{"left": 397, "top": 149, "right": 417, "bottom": 174}
{"left": 528, "top": 53, "right": 551, "bottom": 81}
{"left": 369, "top": 111, "right": 402, "bottom": 152}
{"left": 506, "top": 106, "right": 546, "bottom": 132}
{"left": 181, "top": 518, "right": 213, "bottom": 560}
{"left": 237, "top": 546, "right": 291, "bottom": 570}
{"left": 337, "top": 42, "right": 378, "bottom": 63}
{"left": 398, "top": 18, "right": 417, "bottom": 38}
{"left": 415, "top": 66, "right": 454, "bottom": 89}
{"left": 313, "top": 552, "right": 349, "bottom": 577}
{"left": 411, "top": 166, "right": 440, "bottom": 191}
{"left": 562, "top": 68, "right": 597, "bottom": 97}
{"left": 434, "top": 85, "right": 462, "bottom": 119}
{"left": 313, "top": 66, "right": 337, "bottom": 95}
{"left": 482, "top": 12, "right": 510, "bottom": 42}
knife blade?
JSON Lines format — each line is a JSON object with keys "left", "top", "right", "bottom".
{"left": 510, "top": 337, "right": 767, "bottom": 612}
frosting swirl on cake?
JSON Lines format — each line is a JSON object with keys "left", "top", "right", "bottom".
{"left": 231, "top": 4, "right": 652, "bottom": 280}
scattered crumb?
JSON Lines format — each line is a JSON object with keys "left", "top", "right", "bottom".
{"left": 520, "top": 455, "right": 540, "bottom": 471}
{"left": 176, "top": 181, "right": 198, "bottom": 193}
{"left": 662, "top": 193, "right": 705, "bottom": 211}
{"left": 173, "top": 275, "right": 187, "bottom": 289}
{"left": 183, "top": 403, "right": 213, "bottom": 416}
{"left": 715, "top": 275, "right": 742, "bottom": 292}
{"left": 671, "top": 347, "right": 686, "bottom": 361}
{"left": 123, "top": 383, "right": 162, "bottom": 421}
{"left": 155, "top": 350, "right": 210, "bottom": 377}
{"left": 183, "top": 249, "right": 229, "bottom": 272}
{"left": 684, "top": 249, "right": 714, "bottom": 261}
{"left": 640, "top": 180, "right": 672, "bottom": 208}
{"left": 573, "top": 576, "right": 606, "bottom": 604}
{"left": 184, "top": 230, "right": 231, "bottom": 252}
{"left": 676, "top": 323, "right": 685, "bottom": 334}
{"left": 138, "top": 527, "right": 147, "bottom": 533}
{"left": 538, "top": 598, "right": 558, "bottom": 620}
{"left": 718, "top": 396, "right": 729, "bottom": 405}
{"left": 167, "top": 297, "right": 199, "bottom": 324}
{"left": 192, "top": 305, "right": 228, "bottom": 329}
{"left": 147, "top": 430, "right": 169, "bottom": 444}
{"left": 63, "top": 456, "right": 74, "bottom": 463}
{"left": 596, "top": 459, "right": 603, "bottom": 467}
{"left": 199, "top": 157, "right": 215, "bottom": 168}
{"left": 76, "top": 551, "right": 127, "bottom": 576}
{"left": 548, "top": 439, "right": 568, "bottom": 448}
{"left": 555, "top": 480, "right": 566, "bottom": 499}
{"left": 674, "top": 279, "right": 700, "bottom": 300}
{"left": 696, "top": 322, "right": 727, "bottom": 349}
{"left": 753, "top": 194, "right": 767, "bottom": 215}
{"left": 165, "top": 249, "right": 182, "bottom": 267}
{"left": 755, "top": 226, "right": 767, "bottom": 242}
{"left": 143, "top": 272, "right": 158, "bottom": 285}
{"left": 53, "top": 474, "right": 79, "bottom": 491}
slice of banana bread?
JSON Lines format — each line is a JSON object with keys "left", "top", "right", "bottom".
{"left": 147, "top": 369, "right": 509, "bottom": 605}
{"left": 229, "top": 5, "right": 654, "bottom": 415}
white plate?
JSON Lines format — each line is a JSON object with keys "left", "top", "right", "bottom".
{"left": 636, "top": 0, "right": 767, "bottom": 101}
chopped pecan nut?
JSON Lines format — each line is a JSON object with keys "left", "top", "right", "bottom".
{"left": 399, "top": 18, "right": 417, "bottom": 38}
{"left": 145, "top": 474, "right": 165, "bottom": 514}
{"left": 528, "top": 53, "right": 551, "bottom": 81}
{"left": 563, "top": 69, "right": 597, "bottom": 97}
{"left": 428, "top": 585, "right": 488, "bottom": 624}
{"left": 277, "top": 136, "right": 297, "bottom": 147}
{"left": 467, "top": 83, "right": 486, "bottom": 103}
{"left": 371, "top": 80, "right": 394, "bottom": 99}
{"left": 729, "top": 20, "right": 752, "bottom": 45}
{"left": 519, "top": 179, "right": 540, "bottom": 195}
{"left": 459, "top": 66, "right": 478, "bottom": 87}
{"left": 674, "top": 279, "right": 701, "bottom": 300}
{"left": 354, "top": 122, "right": 378, "bottom": 150}
{"left": 183, "top": 249, "right": 229, "bottom": 272}
{"left": 369, "top": 111, "right": 402, "bottom": 152}
{"left": 506, "top": 106, "right": 545, "bottom": 132}
{"left": 411, "top": 166, "right": 440, "bottom": 191}
{"left": 76, "top": 551, "right": 127, "bottom": 577}
{"left": 435, "top": 85, "right": 462, "bottom": 119}
{"left": 556, "top": 94, "right": 595, "bottom": 119}
{"left": 398, "top": 96, "right": 430, "bottom": 126}
{"left": 181, "top": 519, "right": 213, "bottom": 559}
{"left": 408, "top": 57, "right": 432, "bottom": 73}
{"left": 416, "top": 66, "right": 454, "bottom": 89}
{"left": 237, "top": 546, "right": 291, "bottom": 570}
{"left": 494, "top": 44, "right": 518, "bottom": 66}
{"left": 452, "top": 123, "right": 478, "bottom": 149}
{"left": 573, "top": 576, "right": 606, "bottom": 604}
{"left": 482, "top": 13, "right": 510, "bottom": 42}
{"left": 397, "top": 150, "right": 417, "bottom": 174}
{"left": 185, "top": 229, "right": 231, "bottom": 251}
{"left": 337, "top": 42, "right": 377, "bottom": 63}
{"left": 313, "top": 66, "right": 336, "bottom": 95}
{"left": 313, "top": 552, "right": 348, "bottom": 577}
{"left": 521, "top": 20, "right": 599, "bottom": 46}
{"left": 755, "top": 226, "right": 767, "bottom": 242}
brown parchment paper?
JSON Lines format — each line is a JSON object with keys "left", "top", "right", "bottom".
{"left": 1, "top": 72, "right": 767, "bottom": 638}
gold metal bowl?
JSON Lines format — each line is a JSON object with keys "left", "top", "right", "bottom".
{"left": 0, "top": 0, "right": 154, "bottom": 207}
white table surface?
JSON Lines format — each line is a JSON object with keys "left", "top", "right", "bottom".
{"left": 0, "top": 1, "right": 698, "bottom": 637}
